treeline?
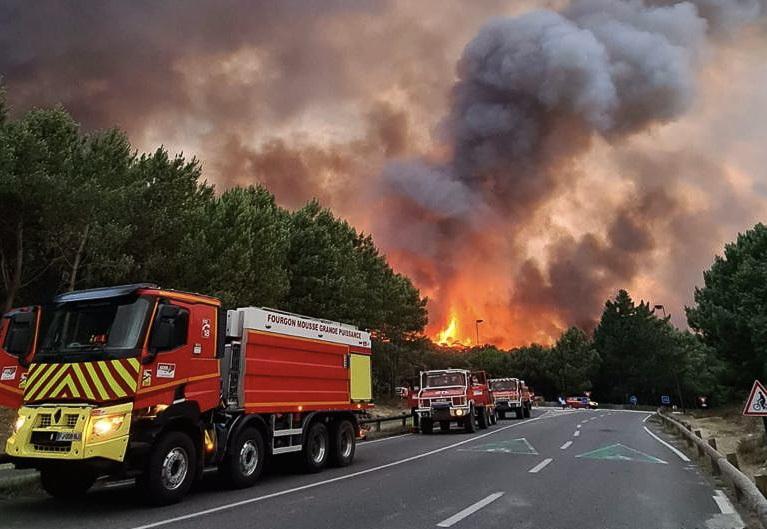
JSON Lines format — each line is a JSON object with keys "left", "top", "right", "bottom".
{"left": 0, "top": 91, "right": 428, "bottom": 348}
{"left": 383, "top": 222, "right": 767, "bottom": 407}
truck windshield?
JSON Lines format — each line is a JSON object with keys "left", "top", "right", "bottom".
{"left": 425, "top": 372, "right": 465, "bottom": 387}
{"left": 490, "top": 380, "right": 517, "bottom": 391}
{"left": 37, "top": 296, "right": 152, "bottom": 362}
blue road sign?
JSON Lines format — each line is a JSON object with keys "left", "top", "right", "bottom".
{"left": 629, "top": 395, "right": 638, "bottom": 406}
{"left": 661, "top": 395, "right": 671, "bottom": 405}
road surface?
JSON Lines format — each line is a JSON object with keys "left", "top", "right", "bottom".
{"left": 0, "top": 409, "right": 745, "bottom": 529}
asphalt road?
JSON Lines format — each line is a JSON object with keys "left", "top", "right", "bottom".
{"left": 0, "top": 409, "right": 746, "bottom": 529}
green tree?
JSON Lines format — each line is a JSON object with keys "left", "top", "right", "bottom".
{"left": 687, "top": 223, "right": 767, "bottom": 390}
{"left": 550, "top": 327, "right": 600, "bottom": 396}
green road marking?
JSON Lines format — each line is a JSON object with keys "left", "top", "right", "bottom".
{"left": 575, "top": 443, "right": 667, "bottom": 464}
{"left": 460, "top": 438, "right": 538, "bottom": 455}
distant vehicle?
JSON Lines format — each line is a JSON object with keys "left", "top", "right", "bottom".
{"left": 566, "top": 396, "right": 598, "bottom": 409}
{"left": 414, "top": 369, "right": 494, "bottom": 433}
{"left": 488, "top": 377, "right": 532, "bottom": 419}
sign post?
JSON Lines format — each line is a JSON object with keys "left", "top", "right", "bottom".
{"left": 742, "top": 380, "right": 767, "bottom": 444}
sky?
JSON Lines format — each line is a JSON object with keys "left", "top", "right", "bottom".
{"left": 2, "top": 0, "right": 766, "bottom": 346}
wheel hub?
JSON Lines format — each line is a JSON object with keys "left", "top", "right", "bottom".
{"left": 161, "top": 447, "right": 189, "bottom": 491}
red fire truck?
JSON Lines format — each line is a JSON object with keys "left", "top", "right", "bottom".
{"left": 414, "top": 369, "right": 495, "bottom": 433}
{"left": 488, "top": 377, "right": 531, "bottom": 419}
{"left": 0, "top": 284, "right": 372, "bottom": 504}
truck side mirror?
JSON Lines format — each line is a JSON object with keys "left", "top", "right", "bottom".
{"left": 4, "top": 312, "right": 35, "bottom": 361}
{"left": 145, "top": 304, "right": 183, "bottom": 363}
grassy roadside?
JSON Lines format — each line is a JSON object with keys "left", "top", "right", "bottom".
{"left": 675, "top": 405, "right": 767, "bottom": 485}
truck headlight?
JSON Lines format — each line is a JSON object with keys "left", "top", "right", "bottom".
{"left": 89, "top": 414, "right": 125, "bottom": 440}
{"left": 13, "top": 414, "right": 26, "bottom": 433}
{"left": 455, "top": 409, "right": 465, "bottom": 416}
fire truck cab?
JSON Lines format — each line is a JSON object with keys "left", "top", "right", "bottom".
{"left": 488, "top": 377, "right": 531, "bottom": 419}
{"left": 415, "top": 369, "right": 495, "bottom": 434}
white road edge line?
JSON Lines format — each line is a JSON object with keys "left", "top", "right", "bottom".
{"left": 642, "top": 413, "right": 653, "bottom": 423}
{"left": 359, "top": 433, "right": 412, "bottom": 445}
{"left": 528, "top": 458, "right": 554, "bottom": 473}
{"left": 560, "top": 441, "right": 573, "bottom": 450}
{"left": 713, "top": 490, "right": 736, "bottom": 514}
{"left": 436, "top": 492, "right": 505, "bottom": 527}
{"left": 128, "top": 416, "right": 548, "bottom": 529}
{"left": 643, "top": 426, "right": 690, "bottom": 462}
{"left": 573, "top": 430, "right": 581, "bottom": 437}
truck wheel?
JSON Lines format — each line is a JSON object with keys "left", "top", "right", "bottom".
{"left": 138, "top": 431, "right": 197, "bottom": 505}
{"left": 464, "top": 406, "right": 476, "bottom": 433}
{"left": 303, "top": 421, "right": 330, "bottom": 472}
{"left": 489, "top": 409, "right": 497, "bottom": 425}
{"left": 421, "top": 418, "right": 434, "bottom": 434}
{"left": 523, "top": 404, "right": 531, "bottom": 418}
{"left": 220, "top": 427, "right": 265, "bottom": 488}
{"left": 477, "top": 407, "right": 488, "bottom": 429}
{"left": 330, "top": 420, "right": 356, "bottom": 467}
{"left": 41, "top": 464, "right": 95, "bottom": 499}
{"left": 515, "top": 407, "right": 524, "bottom": 419}
{"left": 440, "top": 420, "right": 451, "bottom": 432}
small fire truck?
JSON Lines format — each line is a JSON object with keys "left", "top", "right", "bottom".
{"left": 414, "top": 369, "right": 495, "bottom": 433}
{"left": 0, "top": 284, "right": 372, "bottom": 504}
{"left": 488, "top": 377, "right": 531, "bottom": 419}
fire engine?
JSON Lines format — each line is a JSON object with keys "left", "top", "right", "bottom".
{"left": 414, "top": 369, "right": 495, "bottom": 433}
{"left": 488, "top": 377, "right": 531, "bottom": 419}
{"left": 0, "top": 284, "right": 372, "bottom": 504}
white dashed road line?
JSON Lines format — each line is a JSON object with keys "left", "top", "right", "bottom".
{"left": 436, "top": 492, "right": 505, "bottom": 527}
{"left": 643, "top": 426, "right": 690, "bottom": 462}
{"left": 560, "top": 441, "right": 573, "bottom": 450}
{"left": 528, "top": 458, "right": 554, "bottom": 474}
{"left": 573, "top": 430, "right": 581, "bottom": 437}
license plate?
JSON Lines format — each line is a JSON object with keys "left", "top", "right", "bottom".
{"left": 55, "top": 431, "right": 81, "bottom": 442}
{"left": 433, "top": 398, "right": 450, "bottom": 403}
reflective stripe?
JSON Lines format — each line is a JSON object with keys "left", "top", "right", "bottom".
{"left": 71, "top": 363, "right": 96, "bottom": 400}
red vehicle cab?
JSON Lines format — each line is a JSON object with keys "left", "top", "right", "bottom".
{"left": 415, "top": 369, "right": 495, "bottom": 433}
{"left": 488, "top": 377, "right": 532, "bottom": 419}
{"left": 566, "top": 396, "right": 599, "bottom": 409}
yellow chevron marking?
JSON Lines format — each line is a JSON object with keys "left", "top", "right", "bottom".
{"left": 85, "top": 362, "right": 109, "bottom": 400}
{"left": 126, "top": 357, "right": 140, "bottom": 374}
{"left": 113, "top": 360, "right": 138, "bottom": 391}
{"left": 24, "top": 363, "right": 50, "bottom": 389}
{"left": 25, "top": 363, "right": 57, "bottom": 395}
{"left": 71, "top": 363, "right": 95, "bottom": 400}
{"left": 51, "top": 373, "right": 80, "bottom": 399}
{"left": 97, "top": 361, "right": 126, "bottom": 398}
{"left": 28, "top": 364, "right": 67, "bottom": 401}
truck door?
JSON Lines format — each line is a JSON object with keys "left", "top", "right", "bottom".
{"left": 0, "top": 306, "right": 41, "bottom": 409}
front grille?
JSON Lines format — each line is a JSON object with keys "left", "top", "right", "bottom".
{"left": 38, "top": 414, "right": 52, "bottom": 428}
{"left": 33, "top": 443, "right": 71, "bottom": 453}
{"left": 66, "top": 414, "right": 78, "bottom": 428}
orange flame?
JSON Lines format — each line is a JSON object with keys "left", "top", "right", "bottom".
{"left": 435, "top": 313, "right": 471, "bottom": 347}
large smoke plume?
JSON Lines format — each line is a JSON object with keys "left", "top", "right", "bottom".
{"left": 2, "top": 1, "right": 766, "bottom": 345}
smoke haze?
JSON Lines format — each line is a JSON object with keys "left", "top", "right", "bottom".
{"left": 2, "top": 0, "right": 765, "bottom": 345}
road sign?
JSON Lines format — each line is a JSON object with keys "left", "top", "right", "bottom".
{"left": 661, "top": 395, "right": 671, "bottom": 405}
{"left": 742, "top": 380, "right": 767, "bottom": 416}
{"left": 629, "top": 395, "right": 638, "bottom": 406}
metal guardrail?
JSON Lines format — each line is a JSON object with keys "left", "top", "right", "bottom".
{"left": 658, "top": 411, "right": 767, "bottom": 525}
{"left": 359, "top": 412, "right": 413, "bottom": 433}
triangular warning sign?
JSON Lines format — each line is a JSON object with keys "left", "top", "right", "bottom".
{"left": 460, "top": 438, "right": 538, "bottom": 455}
{"left": 575, "top": 443, "right": 667, "bottom": 464}
{"left": 742, "top": 380, "right": 767, "bottom": 416}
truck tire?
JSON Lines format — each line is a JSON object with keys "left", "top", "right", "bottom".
{"left": 489, "top": 409, "right": 497, "bottom": 425}
{"left": 523, "top": 404, "right": 531, "bottom": 418}
{"left": 464, "top": 406, "right": 476, "bottom": 433}
{"left": 138, "top": 431, "right": 197, "bottom": 505}
{"left": 440, "top": 420, "right": 451, "bottom": 432}
{"left": 421, "top": 418, "right": 434, "bottom": 434}
{"left": 41, "top": 464, "right": 95, "bottom": 499}
{"left": 220, "top": 426, "right": 265, "bottom": 488}
{"left": 515, "top": 407, "right": 524, "bottom": 419}
{"left": 303, "top": 421, "right": 330, "bottom": 473}
{"left": 330, "top": 420, "right": 355, "bottom": 467}
{"left": 477, "top": 407, "right": 488, "bottom": 429}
